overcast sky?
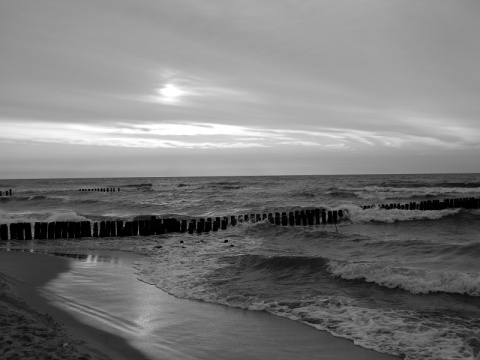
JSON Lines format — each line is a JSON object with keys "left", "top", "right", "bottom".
{"left": 1, "top": 0, "right": 479, "bottom": 178}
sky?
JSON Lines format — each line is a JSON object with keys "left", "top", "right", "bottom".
{"left": 1, "top": 0, "right": 479, "bottom": 178}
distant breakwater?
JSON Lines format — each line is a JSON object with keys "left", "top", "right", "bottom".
{"left": 1, "top": 197, "right": 479, "bottom": 241}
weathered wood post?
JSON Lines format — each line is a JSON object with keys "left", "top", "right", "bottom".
{"left": 333, "top": 210, "right": 338, "bottom": 224}
{"left": 54, "top": 223, "right": 62, "bottom": 239}
{"left": 327, "top": 211, "right": 333, "bottom": 224}
{"left": 315, "top": 209, "right": 320, "bottom": 225}
{"left": 48, "top": 222, "right": 55, "bottom": 239}
{"left": 34, "top": 222, "right": 41, "bottom": 239}
{"left": 16, "top": 223, "right": 24, "bottom": 240}
{"left": 99, "top": 221, "right": 106, "bottom": 237}
{"left": 24, "top": 223, "right": 32, "bottom": 240}
{"left": 205, "top": 219, "right": 212, "bottom": 232}
{"left": 188, "top": 221, "right": 195, "bottom": 234}
{"left": 268, "top": 213, "right": 274, "bottom": 224}
{"left": 9, "top": 223, "right": 17, "bottom": 240}
{"left": 321, "top": 210, "right": 327, "bottom": 224}
{"left": 111, "top": 221, "right": 117, "bottom": 237}
{"left": 231, "top": 216, "right": 237, "bottom": 226}
{"left": 289, "top": 212, "right": 295, "bottom": 226}
{"left": 180, "top": 219, "right": 187, "bottom": 233}
{"left": 39, "top": 222, "right": 48, "bottom": 239}
{"left": 93, "top": 222, "right": 99, "bottom": 237}
{"left": 0, "top": 224, "right": 8, "bottom": 240}
{"left": 275, "top": 213, "right": 281, "bottom": 225}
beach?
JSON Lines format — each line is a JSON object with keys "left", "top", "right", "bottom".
{"left": 0, "top": 249, "right": 401, "bottom": 359}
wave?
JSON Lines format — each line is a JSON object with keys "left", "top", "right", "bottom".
{"left": 123, "top": 183, "right": 153, "bottom": 189}
{"left": 337, "top": 186, "right": 480, "bottom": 200}
{"left": 341, "top": 204, "right": 460, "bottom": 223}
{"left": 327, "top": 259, "right": 480, "bottom": 296}
{"left": 136, "top": 247, "right": 479, "bottom": 360}
{"left": 0, "top": 210, "right": 92, "bottom": 224}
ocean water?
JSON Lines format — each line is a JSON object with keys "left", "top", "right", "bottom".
{"left": 1, "top": 173, "right": 480, "bottom": 360}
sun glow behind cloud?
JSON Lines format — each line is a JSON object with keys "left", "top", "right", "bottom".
{"left": 157, "top": 84, "right": 184, "bottom": 103}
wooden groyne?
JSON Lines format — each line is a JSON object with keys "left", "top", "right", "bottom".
{"left": 0, "top": 189, "right": 12, "bottom": 196}
{"left": 0, "top": 209, "right": 342, "bottom": 241}
{"left": 1, "top": 197, "right": 478, "bottom": 241}
{"left": 79, "top": 188, "right": 120, "bottom": 192}
{"left": 361, "top": 197, "right": 480, "bottom": 211}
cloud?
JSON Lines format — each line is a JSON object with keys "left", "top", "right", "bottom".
{"left": 1, "top": 118, "right": 477, "bottom": 152}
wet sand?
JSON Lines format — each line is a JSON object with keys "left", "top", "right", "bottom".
{"left": 0, "top": 250, "right": 402, "bottom": 359}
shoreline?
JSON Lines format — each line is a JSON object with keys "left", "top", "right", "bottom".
{"left": 0, "top": 250, "right": 151, "bottom": 360}
{"left": 0, "top": 249, "right": 402, "bottom": 360}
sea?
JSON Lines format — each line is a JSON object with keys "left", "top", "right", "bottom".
{"left": 1, "top": 173, "right": 480, "bottom": 360}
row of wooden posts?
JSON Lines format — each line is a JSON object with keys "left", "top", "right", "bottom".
{"left": 79, "top": 188, "right": 120, "bottom": 192}
{"left": 361, "top": 197, "right": 480, "bottom": 210}
{"left": 1, "top": 189, "right": 12, "bottom": 196}
{"left": 1, "top": 197, "right": 479, "bottom": 241}
{"left": 1, "top": 209, "right": 343, "bottom": 241}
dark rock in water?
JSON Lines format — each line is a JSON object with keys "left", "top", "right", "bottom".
{"left": 154, "top": 245, "right": 163, "bottom": 249}
{"left": 224, "top": 239, "right": 228, "bottom": 243}
{"left": 180, "top": 240, "right": 184, "bottom": 243}
{"left": 230, "top": 244, "right": 235, "bottom": 247}
{"left": 177, "top": 183, "right": 188, "bottom": 187}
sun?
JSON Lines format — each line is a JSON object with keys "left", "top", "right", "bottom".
{"left": 158, "top": 84, "right": 183, "bottom": 101}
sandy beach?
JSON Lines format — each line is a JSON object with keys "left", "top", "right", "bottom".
{"left": 0, "top": 249, "right": 402, "bottom": 360}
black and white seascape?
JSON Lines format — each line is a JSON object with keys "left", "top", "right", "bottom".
{"left": 1, "top": 173, "right": 480, "bottom": 360}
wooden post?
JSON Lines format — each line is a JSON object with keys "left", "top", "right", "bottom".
{"left": 17, "top": 223, "right": 24, "bottom": 240}
{"left": 93, "top": 222, "right": 99, "bottom": 237}
{"left": 307, "top": 210, "right": 314, "bottom": 225}
{"left": 40, "top": 222, "right": 48, "bottom": 239}
{"left": 327, "top": 211, "right": 333, "bottom": 223}
{"left": 315, "top": 209, "right": 320, "bottom": 225}
{"left": 321, "top": 210, "right": 327, "bottom": 224}
{"left": 0, "top": 224, "right": 8, "bottom": 240}
{"left": 100, "top": 221, "right": 106, "bottom": 237}
{"left": 281, "top": 213, "right": 288, "bottom": 226}
{"left": 188, "top": 221, "right": 195, "bottom": 234}
{"left": 54, "top": 223, "right": 62, "bottom": 239}
{"left": 82, "top": 222, "right": 92, "bottom": 237}
{"left": 9, "top": 223, "right": 17, "bottom": 240}
{"left": 275, "top": 213, "right": 281, "bottom": 225}
{"left": 205, "top": 220, "right": 212, "bottom": 232}
{"left": 117, "top": 221, "right": 124, "bottom": 236}
{"left": 48, "top": 222, "right": 55, "bottom": 239}
{"left": 24, "top": 223, "right": 32, "bottom": 240}
{"left": 138, "top": 220, "right": 144, "bottom": 236}
{"left": 75, "top": 222, "right": 82, "bottom": 238}
{"left": 231, "top": 216, "right": 237, "bottom": 226}
{"left": 221, "top": 219, "right": 227, "bottom": 230}
{"left": 333, "top": 211, "right": 338, "bottom": 224}
{"left": 196, "top": 220, "right": 204, "bottom": 234}
{"left": 34, "top": 222, "right": 41, "bottom": 239}
{"left": 111, "top": 221, "right": 117, "bottom": 237}
{"left": 268, "top": 213, "right": 274, "bottom": 224}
